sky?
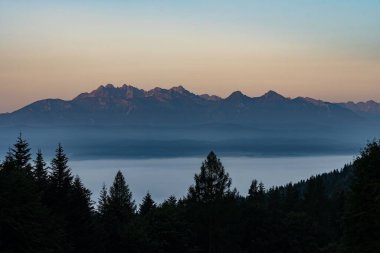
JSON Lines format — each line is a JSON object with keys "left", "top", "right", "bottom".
{"left": 0, "top": 0, "right": 379, "bottom": 113}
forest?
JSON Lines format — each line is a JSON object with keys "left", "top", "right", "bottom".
{"left": 0, "top": 135, "right": 379, "bottom": 253}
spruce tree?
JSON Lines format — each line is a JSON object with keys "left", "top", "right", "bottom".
{"left": 11, "top": 133, "right": 32, "bottom": 171}
{"left": 188, "top": 151, "right": 233, "bottom": 203}
{"left": 49, "top": 143, "right": 73, "bottom": 192}
{"left": 71, "top": 176, "right": 93, "bottom": 214}
{"left": 100, "top": 171, "right": 136, "bottom": 252}
{"left": 107, "top": 170, "right": 136, "bottom": 221}
{"left": 33, "top": 149, "right": 48, "bottom": 187}
{"left": 187, "top": 152, "right": 236, "bottom": 253}
{"left": 161, "top": 195, "right": 177, "bottom": 207}
{"left": 248, "top": 179, "right": 265, "bottom": 201}
{"left": 68, "top": 176, "right": 94, "bottom": 252}
{"left": 139, "top": 192, "right": 156, "bottom": 216}
{"left": 2, "top": 148, "right": 15, "bottom": 172}
{"left": 97, "top": 183, "right": 109, "bottom": 216}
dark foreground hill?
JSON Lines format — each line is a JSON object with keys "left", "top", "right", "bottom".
{"left": 1, "top": 136, "right": 379, "bottom": 253}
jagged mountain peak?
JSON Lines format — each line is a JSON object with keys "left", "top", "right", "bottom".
{"left": 340, "top": 100, "right": 380, "bottom": 114}
{"left": 75, "top": 84, "right": 145, "bottom": 100}
{"left": 170, "top": 85, "right": 189, "bottom": 94}
{"left": 2, "top": 84, "right": 379, "bottom": 127}
{"left": 261, "top": 90, "right": 286, "bottom": 100}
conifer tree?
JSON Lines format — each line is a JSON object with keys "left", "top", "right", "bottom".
{"left": 97, "top": 183, "right": 109, "bottom": 216}
{"left": 66, "top": 176, "right": 94, "bottom": 253}
{"left": 49, "top": 143, "right": 73, "bottom": 191}
{"left": 188, "top": 151, "right": 232, "bottom": 203}
{"left": 33, "top": 149, "right": 48, "bottom": 187}
{"left": 71, "top": 176, "right": 93, "bottom": 213}
{"left": 107, "top": 170, "right": 136, "bottom": 221}
{"left": 2, "top": 148, "right": 15, "bottom": 172}
{"left": 11, "top": 133, "right": 32, "bottom": 171}
{"left": 187, "top": 152, "right": 236, "bottom": 253}
{"left": 161, "top": 195, "right": 177, "bottom": 207}
{"left": 99, "top": 171, "right": 136, "bottom": 252}
{"left": 139, "top": 192, "right": 156, "bottom": 216}
{"left": 248, "top": 179, "right": 265, "bottom": 202}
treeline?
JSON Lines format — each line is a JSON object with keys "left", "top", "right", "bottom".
{"left": 0, "top": 135, "right": 379, "bottom": 253}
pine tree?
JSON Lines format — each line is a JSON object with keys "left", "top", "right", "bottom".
{"left": 69, "top": 176, "right": 94, "bottom": 249}
{"left": 100, "top": 171, "right": 136, "bottom": 252}
{"left": 71, "top": 176, "right": 93, "bottom": 214}
{"left": 33, "top": 149, "right": 48, "bottom": 187}
{"left": 97, "top": 183, "right": 109, "bottom": 215}
{"left": 248, "top": 179, "right": 265, "bottom": 201}
{"left": 107, "top": 170, "right": 136, "bottom": 221}
{"left": 49, "top": 143, "right": 73, "bottom": 191}
{"left": 11, "top": 133, "right": 32, "bottom": 171}
{"left": 187, "top": 152, "right": 237, "bottom": 253}
{"left": 188, "top": 151, "right": 233, "bottom": 203}
{"left": 139, "top": 192, "right": 156, "bottom": 216}
{"left": 2, "top": 148, "right": 15, "bottom": 172}
{"left": 161, "top": 195, "right": 177, "bottom": 208}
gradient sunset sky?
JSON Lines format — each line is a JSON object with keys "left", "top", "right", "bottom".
{"left": 0, "top": 0, "right": 379, "bottom": 113}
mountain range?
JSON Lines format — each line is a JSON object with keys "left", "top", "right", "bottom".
{"left": 0, "top": 84, "right": 379, "bottom": 128}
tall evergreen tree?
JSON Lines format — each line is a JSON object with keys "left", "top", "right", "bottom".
{"left": 248, "top": 179, "right": 265, "bottom": 202}
{"left": 0, "top": 141, "right": 69, "bottom": 252}
{"left": 49, "top": 143, "right": 73, "bottom": 192}
{"left": 187, "top": 152, "right": 238, "bottom": 253}
{"left": 71, "top": 176, "right": 93, "bottom": 214}
{"left": 68, "top": 176, "right": 94, "bottom": 253}
{"left": 99, "top": 171, "right": 136, "bottom": 253}
{"left": 139, "top": 192, "right": 156, "bottom": 216}
{"left": 107, "top": 170, "right": 136, "bottom": 221}
{"left": 33, "top": 149, "right": 48, "bottom": 187}
{"left": 11, "top": 133, "right": 32, "bottom": 171}
{"left": 161, "top": 195, "right": 177, "bottom": 208}
{"left": 97, "top": 183, "right": 108, "bottom": 216}
{"left": 2, "top": 148, "right": 15, "bottom": 172}
{"left": 188, "top": 151, "right": 233, "bottom": 203}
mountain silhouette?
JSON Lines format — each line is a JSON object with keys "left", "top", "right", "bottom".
{"left": 0, "top": 84, "right": 379, "bottom": 127}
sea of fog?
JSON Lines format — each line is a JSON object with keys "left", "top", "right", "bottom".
{"left": 70, "top": 155, "right": 354, "bottom": 205}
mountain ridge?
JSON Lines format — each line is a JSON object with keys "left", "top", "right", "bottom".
{"left": 0, "top": 84, "right": 379, "bottom": 127}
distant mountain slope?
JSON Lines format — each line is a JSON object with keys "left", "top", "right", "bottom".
{"left": 339, "top": 100, "right": 380, "bottom": 116}
{"left": 0, "top": 84, "right": 378, "bottom": 128}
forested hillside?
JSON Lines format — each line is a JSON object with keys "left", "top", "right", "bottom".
{"left": 0, "top": 135, "right": 379, "bottom": 252}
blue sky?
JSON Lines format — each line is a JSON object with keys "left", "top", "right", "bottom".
{"left": 0, "top": 0, "right": 379, "bottom": 112}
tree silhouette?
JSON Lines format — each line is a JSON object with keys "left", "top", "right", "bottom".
{"left": 139, "top": 192, "right": 156, "bottom": 216}
{"left": 11, "top": 133, "right": 32, "bottom": 172}
{"left": 248, "top": 179, "right": 265, "bottom": 202}
{"left": 97, "top": 183, "right": 108, "bottom": 216}
{"left": 107, "top": 170, "right": 136, "bottom": 221}
{"left": 2, "top": 148, "right": 15, "bottom": 172}
{"left": 49, "top": 143, "right": 73, "bottom": 192}
{"left": 68, "top": 176, "right": 94, "bottom": 253}
{"left": 187, "top": 151, "right": 238, "bottom": 253}
{"left": 188, "top": 151, "right": 233, "bottom": 203}
{"left": 99, "top": 170, "right": 136, "bottom": 252}
{"left": 33, "top": 149, "right": 48, "bottom": 187}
